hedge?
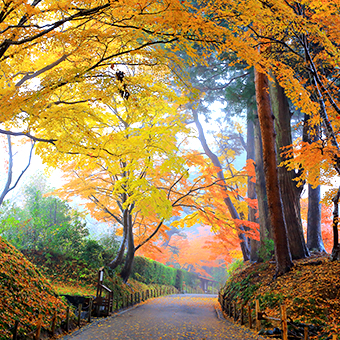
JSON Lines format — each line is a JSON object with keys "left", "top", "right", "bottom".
{"left": 131, "top": 256, "right": 198, "bottom": 289}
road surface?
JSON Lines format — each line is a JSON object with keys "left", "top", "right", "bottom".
{"left": 63, "top": 294, "right": 266, "bottom": 340}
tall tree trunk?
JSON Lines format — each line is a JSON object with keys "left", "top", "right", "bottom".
{"left": 331, "top": 187, "right": 340, "bottom": 261}
{"left": 303, "top": 112, "right": 325, "bottom": 253}
{"left": 255, "top": 69, "right": 293, "bottom": 275}
{"left": 120, "top": 211, "right": 135, "bottom": 282}
{"left": 307, "top": 184, "right": 325, "bottom": 252}
{"left": 247, "top": 116, "right": 260, "bottom": 262}
{"left": 254, "top": 117, "right": 272, "bottom": 241}
{"left": 193, "top": 109, "right": 250, "bottom": 261}
{"left": 269, "top": 76, "right": 309, "bottom": 260}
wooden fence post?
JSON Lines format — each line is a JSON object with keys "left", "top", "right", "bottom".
{"left": 233, "top": 301, "right": 237, "bottom": 321}
{"left": 51, "top": 310, "right": 57, "bottom": 335}
{"left": 304, "top": 326, "right": 308, "bottom": 340}
{"left": 77, "top": 304, "right": 82, "bottom": 327}
{"left": 35, "top": 315, "right": 42, "bottom": 340}
{"left": 255, "top": 299, "right": 261, "bottom": 331}
{"left": 66, "top": 306, "right": 70, "bottom": 332}
{"left": 142, "top": 291, "right": 144, "bottom": 301}
{"left": 88, "top": 299, "right": 93, "bottom": 323}
{"left": 281, "top": 304, "right": 288, "bottom": 340}
{"left": 12, "top": 320, "right": 19, "bottom": 340}
{"left": 240, "top": 304, "right": 244, "bottom": 325}
{"left": 131, "top": 293, "right": 134, "bottom": 306}
{"left": 248, "top": 303, "right": 252, "bottom": 329}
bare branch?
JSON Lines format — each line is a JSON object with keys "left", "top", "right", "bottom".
{"left": 0, "top": 137, "right": 35, "bottom": 206}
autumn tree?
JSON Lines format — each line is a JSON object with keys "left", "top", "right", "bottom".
{"left": 0, "top": 0, "right": 222, "bottom": 145}
{"left": 50, "top": 65, "right": 213, "bottom": 282}
{"left": 192, "top": 0, "right": 340, "bottom": 271}
{"left": 3, "top": 0, "right": 340, "bottom": 274}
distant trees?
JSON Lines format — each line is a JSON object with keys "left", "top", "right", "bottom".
{"left": 0, "top": 174, "right": 121, "bottom": 269}
{"left": 0, "top": 175, "right": 88, "bottom": 255}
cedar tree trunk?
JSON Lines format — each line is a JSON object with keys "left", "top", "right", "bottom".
{"left": 331, "top": 187, "right": 340, "bottom": 261}
{"left": 247, "top": 117, "right": 260, "bottom": 262}
{"left": 255, "top": 69, "right": 293, "bottom": 275}
{"left": 254, "top": 117, "right": 272, "bottom": 241}
{"left": 269, "top": 76, "right": 309, "bottom": 260}
{"left": 307, "top": 184, "right": 326, "bottom": 252}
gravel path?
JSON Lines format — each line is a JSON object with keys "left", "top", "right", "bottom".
{"left": 62, "top": 294, "right": 266, "bottom": 340}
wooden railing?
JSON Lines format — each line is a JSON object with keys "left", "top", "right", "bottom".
{"left": 9, "top": 285, "right": 179, "bottom": 339}
{"left": 10, "top": 307, "right": 66, "bottom": 340}
{"left": 218, "top": 293, "right": 338, "bottom": 340}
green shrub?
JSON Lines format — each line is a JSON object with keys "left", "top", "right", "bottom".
{"left": 258, "top": 238, "right": 274, "bottom": 262}
{"left": 131, "top": 256, "right": 198, "bottom": 288}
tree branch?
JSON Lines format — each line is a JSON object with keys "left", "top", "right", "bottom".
{"left": 0, "top": 129, "right": 57, "bottom": 144}
{"left": 135, "top": 219, "right": 164, "bottom": 251}
{"left": 15, "top": 54, "right": 69, "bottom": 87}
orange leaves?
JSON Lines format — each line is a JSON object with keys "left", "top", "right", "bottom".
{"left": 281, "top": 140, "right": 339, "bottom": 194}
{"left": 0, "top": 237, "right": 67, "bottom": 339}
{"left": 243, "top": 159, "right": 256, "bottom": 183}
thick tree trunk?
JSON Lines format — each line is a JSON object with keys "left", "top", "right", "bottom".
{"left": 247, "top": 117, "right": 260, "bottom": 262}
{"left": 269, "top": 76, "right": 309, "bottom": 260}
{"left": 255, "top": 69, "right": 293, "bottom": 275}
{"left": 307, "top": 184, "right": 326, "bottom": 252}
{"left": 254, "top": 117, "right": 272, "bottom": 242}
{"left": 302, "top": 112, "right": 325, "bottom": 253}
{"left": 108, "top": 200, "right": 128, "bottom": 270}
{"left": 331, "top": 187, "right": 340, "bottom": 261}
{"left": 193, "top": 109, "right": 250, "bottom": 261}
{"left": 120, "top": 212, "right": 135, "bottom": 282}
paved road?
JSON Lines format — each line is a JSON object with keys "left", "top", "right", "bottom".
{"left": 64, "top": 294, "right": 266, "bottom": 340}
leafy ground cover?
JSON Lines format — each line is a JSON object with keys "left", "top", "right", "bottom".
{"left": 0, "top": 237, "right": 68, "bottom": 340}
{"left": 1, "top": 240, "right": 182, "bottom": 339}
{"left": 220, "top": 253, "right": 340, "bottom": 338}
